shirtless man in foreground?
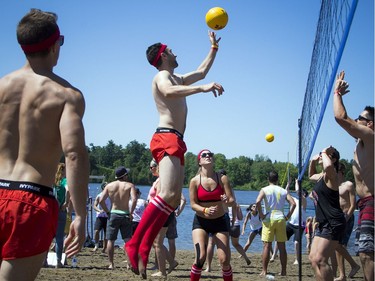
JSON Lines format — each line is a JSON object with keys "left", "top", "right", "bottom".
{"left": 333, "top": 71, "right": 374, "bottom": 281}
{"left": 99, "top": 167, "right": 137, "bottom": 269}
{"left": 0, "top": 9, "right": 88, "bottom": 281}
{"left": 125, "top": 31, "right": 224, "bottom": 278}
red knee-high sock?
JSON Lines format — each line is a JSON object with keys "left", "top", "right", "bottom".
{"left": 190, "top": 264, "right": 202, "bottom": 281}
{"left": 222, "top": 266, "right": 233, "bottom": 281}
{"left": 125, "top": 195, "right": 172, "bottom": 270}
{"left": 138, "top": 196, "right": 174, "bottom": 267}
{"left": 125, "top": 203, "right": 152, "bottom": 270}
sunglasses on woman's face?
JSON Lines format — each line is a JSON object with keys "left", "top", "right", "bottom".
{"left": 201, "top": 152, "right": 214, "bottom": 158}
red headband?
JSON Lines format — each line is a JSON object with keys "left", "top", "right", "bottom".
{"left": 197, "top": 149, "right": 210, "bottom": 163}
{"left": 21, "top": 27, "right": 60, "bottom": 54}
{"left": 151, "top": 44, "right": 167, "bottom": 67}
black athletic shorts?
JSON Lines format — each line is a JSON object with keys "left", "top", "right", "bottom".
{"left": 94, "top": 216, "right": 108, "bottom": 232}
{"left": 192, "top": 214, "right": 229, "bottom": 234}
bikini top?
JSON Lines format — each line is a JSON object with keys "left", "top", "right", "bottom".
{"left": 197, "top": 173, "right": 224, "bottom": 202}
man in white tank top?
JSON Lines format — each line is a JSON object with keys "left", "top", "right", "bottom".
{"left": 256, "top": 171, "right": 296, "bottom": 277}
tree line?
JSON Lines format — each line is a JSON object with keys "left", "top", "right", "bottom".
{"left": 88, "top": 140, "right": 354, "bottom": 191}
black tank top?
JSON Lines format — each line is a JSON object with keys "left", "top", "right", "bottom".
{"left": 312, "top": 178, "right": 345, "bottom": 226}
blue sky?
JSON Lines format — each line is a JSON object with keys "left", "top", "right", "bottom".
{"left": 1, "top": 1, "right": 373, "bottom": 164}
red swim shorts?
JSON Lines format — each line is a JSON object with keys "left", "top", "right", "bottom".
{"left": 150, "top": 131, "right": 187, "bottom": 165}
{"left": 0, "top": 188, "right": 58, "bottom": 260}
{"left": 358, "top": 195, "right": 374, "bottom": 224}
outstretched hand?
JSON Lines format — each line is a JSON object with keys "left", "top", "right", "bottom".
{"left": 203, "top": 82, "right": 224, "bottom": 97}
{"left": 64, "top": 216, "right": 86, "bottom": 258}
{"left": 335, "top": 71, "right": 350, "bottom": 96}
{"left": 208, "top": 30, "right": 221, "bottom": 46}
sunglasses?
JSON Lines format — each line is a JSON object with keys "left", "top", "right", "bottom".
{"left": 355, "top": 115, "right": 371, "bottom": 122}
{"left": 201, "top": 152, "right": 214, "bottom": 158}
{"left": 58, "top": 35, "right": 64, "bottom": 46}
{"left": 150, "top": 166, "right": 156, "bottom": 169}
{"left": 319, "top": 151, "right": 331, "bottom": 158}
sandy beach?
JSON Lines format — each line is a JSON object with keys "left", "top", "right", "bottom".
{"left": 36, "top": 247, "right": 363, "bottom": 281}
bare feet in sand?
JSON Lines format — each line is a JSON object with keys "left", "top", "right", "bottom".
{"left": 348, "top": 264, "right": 360, "bottom": 278}
{"left": 151, "top": 271, "right": 167, "bottom": 278}
{"left": 167, "top": 260, "right": 179, "bottom": 274}
{"left": 259, "top": 271, "right": 267, "bottom": 276}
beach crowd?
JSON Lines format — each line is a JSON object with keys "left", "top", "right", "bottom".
{"left": 0, "top": 8, "right": 373, "bottom": 281}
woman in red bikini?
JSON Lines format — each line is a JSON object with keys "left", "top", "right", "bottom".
{"left": 189, "top": 149, "right": 236, "bottom": 281}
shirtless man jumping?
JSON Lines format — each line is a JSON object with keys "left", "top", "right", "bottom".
{"left": 0, "top": 9, "right": 88, "bottom": 281}
{"left": 99, "top": 167, "right": 137, "bottom": 269}
{"left": 333, "top": 71, "right": 374, "bottom": 281}
{"left": 125, "top": 31, "right": 224, "bottom": 278}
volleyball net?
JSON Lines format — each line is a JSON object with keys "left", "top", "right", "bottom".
{"left": 296, "top": 1, "right": 358, "bottom": 280}
{"left": 297, "top": 0, "right": 358, "bottom": 180}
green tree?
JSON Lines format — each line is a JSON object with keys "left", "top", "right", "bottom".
{"left": 184, "top": 152, "right": 199, "bottom": 187}
{"left": 249, "top": 157, "right": 274, "bottom": 190}
{"left": 273, "top": 161, "right": 298, "bottom": 188}
{"left": 226, "top": 156, "right": 252, "bottom": 187}
{"left": 86, "top": 140, "right": 354, "bottom": 190}
{"left": 123, "top": 140, "right": 151, "bottom": 185}
{"left": 341, "top": 159, "right": 354, "bottom": 183}
{"left": 101, "top": 140, "right": 125, "bottom": 168}
{"left": 213, "top": 153, "right": 228, "bottom": 172}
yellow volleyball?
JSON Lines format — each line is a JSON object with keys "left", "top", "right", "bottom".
{"left": 205, "top": 7, "right": 228, "bottom": 30}
{"left": 265, "top": 133, "right": 275, "bottom": 142}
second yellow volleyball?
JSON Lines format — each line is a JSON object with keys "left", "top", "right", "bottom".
{"left": 205, "top": 7, "right": 228, "bottom": 30}
{"left": 265, "top": 133, "right": 275, "bottom": 142}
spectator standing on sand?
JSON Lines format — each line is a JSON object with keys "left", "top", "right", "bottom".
{"left": 255, "top": 171, "right": 296, "bottom": 277}
{"left": 92, "top": 182, "right": 111, "bottom": 253}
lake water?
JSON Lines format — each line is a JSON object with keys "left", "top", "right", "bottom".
{"left": 87, "top": 183, "right": 358, "bottom": 255}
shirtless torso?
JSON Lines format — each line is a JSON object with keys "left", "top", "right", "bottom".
{"left": 100, "top": 180, "right": 136, "bottom": 213}
{"left": 338, "top": 180, "right": 356, "bottom": 217}
{"left": 353, "top": 140, "right": 374, "bottom": 199}
{"left": 0, "top": 66, "right": 87, "bottom": 188}
{"left": 152, "top": 72, "right": 187, "bottom": 134}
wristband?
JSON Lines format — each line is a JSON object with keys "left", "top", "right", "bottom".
{"left": 203, "top": 208, "right": 209, "bottom": 214}
{"left": 211, "top": 44, "right": 219, "bottom": 51}
{"left": 334, "top": 91, "right": 342, "bottom": 96}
